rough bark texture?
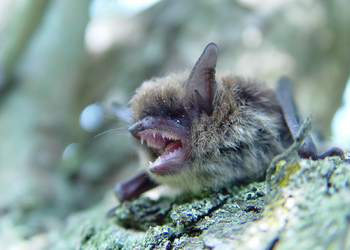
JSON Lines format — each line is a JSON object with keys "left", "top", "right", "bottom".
{"left": 51, "top": 152, "right": 350, "bottom": 249}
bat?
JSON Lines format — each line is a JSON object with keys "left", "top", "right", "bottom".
{"left": 112, "top": 43, "right": 344, "bottom": 202}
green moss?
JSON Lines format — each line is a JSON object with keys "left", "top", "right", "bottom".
{"left": 270, "top": 157, "right": 350, "bottom": 250}
{"left": 112, "top": 196, "right": 174, "bottom": 231}
{"left": 142, "top": 225, "right": 175, "bottom": 249}
{"left": 52, "top": 151, "right": 350, "bottom": 249}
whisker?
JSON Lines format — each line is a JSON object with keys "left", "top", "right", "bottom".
{"left": 174, "top": 172, "right": 179, "bottom": 191}
{"left": 94, "top": 128, "right": 126, "bottom": 139}
{"left": 181, "top": 171, "right": 193, "bottom": 199}
{"left": 102, "top": 114, "right": 119, "bottom": 120}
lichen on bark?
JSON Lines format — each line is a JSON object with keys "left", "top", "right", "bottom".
{"left": 52, "top": 149, "right": 350, "bottom": 250}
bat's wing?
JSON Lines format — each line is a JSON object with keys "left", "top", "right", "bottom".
{"left": 114, "top": 170, "right": 158, "bottom": 202}
{"left": 276, "top": 76, "right": 343, "bottom": 160}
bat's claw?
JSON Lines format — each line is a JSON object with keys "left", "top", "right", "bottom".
{"left": 106, "top": 205, "right": 119, "bottom": 217}
{"left": 317, "top": 147, "right": 344, "bottom": 160}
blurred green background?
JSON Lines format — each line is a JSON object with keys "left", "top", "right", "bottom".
{"left": 0, "top": 0, "right": 349, "bottom": 248}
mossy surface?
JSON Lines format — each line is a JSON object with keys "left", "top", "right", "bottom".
{"left": 52, "top": 155, "right": 350, "bottom": 249}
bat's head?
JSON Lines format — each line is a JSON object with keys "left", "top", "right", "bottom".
{"left": 116, "top": 43, "right": 286, "bottom": 193}
{"left": 113, "top": 42, "right": 288, "bottom": 195}
{"left": 127, "top": 43, "right": 219, "bottom": 188}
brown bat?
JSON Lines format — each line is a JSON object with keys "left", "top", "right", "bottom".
{"left": 112, "top": 43, "right": 343, "bottom": 202}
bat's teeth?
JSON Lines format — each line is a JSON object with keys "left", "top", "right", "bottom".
{"left": 161, "top": 132, "right": 176, "bottom": 141}
{"left": 140, "top": 136, "right": 144, "bottom": 144}
{"left": 163, "top": 147, "right": 180, "bottom": 160}
{"left": 149, "top": 160, "right": 153, "bottom": 165}
{"left": 152, "top": 131, "right": 156, "bottom": 138}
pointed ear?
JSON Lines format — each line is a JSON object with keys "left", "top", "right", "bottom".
{"left": 184, "top": 43, "right": 218, "bottom": 119}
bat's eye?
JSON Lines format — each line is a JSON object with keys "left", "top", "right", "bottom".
{"left": 175, "top": 119, "right": 181, "bottom": 124}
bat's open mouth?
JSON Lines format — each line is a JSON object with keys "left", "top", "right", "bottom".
{"left": 128, "top": 116, "right": 191, "bottom": 175}
{"left": 135, "top": 129, "right": 190, "bottom": 175}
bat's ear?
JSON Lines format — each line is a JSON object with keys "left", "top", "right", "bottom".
{"left": 184, "top": 43, "right": 218, "bottom": 119}
{"left": 111, "top": 102, "right": 132, "bottom": 123}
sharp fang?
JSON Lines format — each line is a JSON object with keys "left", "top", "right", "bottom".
{"left": 140, "top": 136, "right": 144, "bottom": 144}
{"left": 152, "top": 131, "right": 156, "bottom": 138}
{"left": 149, "top": 161, "right": 153, "bottom": 165}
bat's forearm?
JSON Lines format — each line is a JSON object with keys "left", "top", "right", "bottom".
{"left": 114, "top": 170, "right": 158, "bottom": 202}
{"left": 276, "top": 76, "right": 343, "bottom": 160}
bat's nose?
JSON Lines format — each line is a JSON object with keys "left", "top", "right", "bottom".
{"left": 128, "top": 121, "right": 143, "bottom": 137}
{"left": 128, "top": 117, "right": 159, "bottom": 137}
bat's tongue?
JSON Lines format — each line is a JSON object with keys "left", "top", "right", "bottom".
{"left": 130, "top": 116, "right": 191, "bottom": 175}
{"left": 148, "top": 142, "right": 189, "bottom": 175}
{"left": 135, "top": 129, "right": 189, "bottom": 175}
{"left": 164, "top": 141, "right": 182, "bottom": 153}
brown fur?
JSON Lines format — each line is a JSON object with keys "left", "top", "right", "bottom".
{"left": 129, "top": 72, "right": 291, "bottom": 193}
